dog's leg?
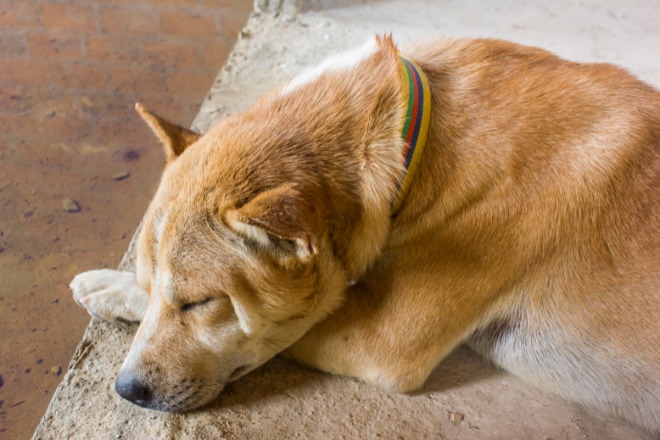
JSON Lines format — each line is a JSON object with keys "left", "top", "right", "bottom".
{"left": 70, "top": 269, "right": 148, "bottom": 325}
{"left": 285, "top": 264, "right": 494, "bottom": 392}
{"left": 468, "top": 306, "right": 660, "bottom": 432}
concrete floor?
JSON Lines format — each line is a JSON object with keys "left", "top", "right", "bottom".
{"left": 319, "top": 0, "right": 659, "bottom": 87}
{"left": 0, "top": 1, "right": 252, "bottom": 439}
{"left": 32, "top": 1, "right": 658, "bottom": 439}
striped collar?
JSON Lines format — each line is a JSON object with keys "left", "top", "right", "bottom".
{"left": 391, "top": 54, "right": 432, "bottom": 216}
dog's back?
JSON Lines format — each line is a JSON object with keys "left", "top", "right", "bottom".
{"left": 398, "top": 39, "right": 659, "bottom": 430}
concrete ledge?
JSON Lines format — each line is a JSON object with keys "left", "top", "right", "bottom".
{"left": 34, "top": 3, "right": 657, "bottom": 439}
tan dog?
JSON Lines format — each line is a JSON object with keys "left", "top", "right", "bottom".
{"left": 71, "top": 36, "right": 659, "bottom": 432}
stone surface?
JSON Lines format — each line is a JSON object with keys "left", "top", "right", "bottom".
{"left": 33, "top": 2, "right": 658, "bottom": 439}
{"left": 62, "top": 198, "right": 81, "bottom": 213}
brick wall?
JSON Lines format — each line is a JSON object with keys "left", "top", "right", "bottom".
{"left": 0, "top": 0, "right": 252, "bottom": 124}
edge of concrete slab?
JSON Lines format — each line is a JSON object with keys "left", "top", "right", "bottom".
{"left": 33, "top": 10, "right": 655, "bottom": 440}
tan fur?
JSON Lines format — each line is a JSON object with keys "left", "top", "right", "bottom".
{"left": 72, "top": 36, "right": 658, "bottom": 431}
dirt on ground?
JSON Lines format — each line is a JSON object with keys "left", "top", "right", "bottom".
{"left": 0, "top": 94, "right": 164, "bottom": 439}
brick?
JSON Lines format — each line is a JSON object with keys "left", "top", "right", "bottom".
{"left": 29, "top": 32, "right": 84, "bottom": 61}
{"left": 100, "top": 6, "right": 160, "bottom": 35}
{"left": 105, "top": 66, "right": 167, "bottom": 95}
{"left": 142, "top": 0, "right": 199, "bottom": 6}
{"left": 199, "top": 0, "right": 253, "bottom": 9}
{"left": 143, "top": 39, "right": 201, "bottom": 68}
{"left": 0, "top": 31, "right": 28, "bottom": 57}
{"left": 62, "top": 92, "right": 182, "bottom": 122}
{"left": 132, "top": 94, "right": 194, "bottom": 125}
{"left": 0, "top": 85, "right": 32, "bottom": 114}
{"left": 0, "top": 59, "right": 51, "bottom": 86}
{"left": 86, "top": 35, "right": 142, "bottom": 64}
{"left": 166, "top": 69, "right": 214, "bottom": 97}
{"left": 41, "top": 4, "right": 97, "bottom": 33}
{"left": 26, "top": 93, "right": 90, "bottom": 123}
{"left": 200, "top": 37, "right": 231, "bottom": 70}
{"left": 0, "top": 112, "right": 91, "bottom": 143}
{"left": 37, "top": 115, "right": 93, "bottom": 143}
{"left": 60, "top": 93, "right": 134, "bottom": 119}
{"left": 50, "top": 63, "right": 107, "bottom": 91}
{"left": 94, "top": 117, "right": 156, "bottom": 148}
{"left": 0, "top": 113, "right": 36, "bottom": 140}
{"left": 0, "top": 1, "right": 41, "bottom": 29}
{"left": 0, "top": 139, "right": 59, "bottom": 168}
{"left": 85, "top": 94, "right": 195, "bottom": 129}
{"left": 77, "top": 0, "right": 135, "bottom": 4}
{"left": 220, "top": 8, "right": 250, "bottom": 37}
{"left": 161, "top": 10, "right": 217, "bottom": 38}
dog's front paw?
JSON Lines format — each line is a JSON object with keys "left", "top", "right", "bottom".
{"left": 70, "top": 269, "right": 148, "bottom": 325}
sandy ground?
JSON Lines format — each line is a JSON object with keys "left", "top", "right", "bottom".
{"left": 31, "top": 2, "right": 658, "bottom": 438}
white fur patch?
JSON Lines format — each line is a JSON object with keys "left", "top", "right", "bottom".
{"left": 230, "top": 296, "right": 254, "bottom": 336}
{"left": 225, "top": 210, "right": 271, "bottom": 246}
{"left": 280, "top": 37, "right": 379, "bottom": 95}
{"left": 154, "top": 212, "right": 169, "bottom": 250}
{"left": 294, "top": 236, "right": 317, "bottom": 261}
{"left": 154, "top": 267, "right": 174, "bottom": 303}
{"left": 121, "top": 291, "right": 162, "bottom": 372}
{"left": 70, "top": 269, "right": 148, "bottom": 323}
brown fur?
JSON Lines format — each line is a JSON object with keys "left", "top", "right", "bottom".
{"left": 73, "top": 37, "right": 658, "bottom": 431}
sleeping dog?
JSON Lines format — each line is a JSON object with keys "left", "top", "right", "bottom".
{"left": 71, "top": 36, "right": 659, "bottom": 432}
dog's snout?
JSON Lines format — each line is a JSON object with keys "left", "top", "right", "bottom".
{"left": 115, "top": 372, "right": 152, "bottom": 405}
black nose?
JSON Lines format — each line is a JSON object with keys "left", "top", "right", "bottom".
{"left": 115, "top": 372, "right": 152, "bottom": 405}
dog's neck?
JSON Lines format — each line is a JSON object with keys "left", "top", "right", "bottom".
{"left": 391, "top": 54, "right": 432, "bottom": 216}
{"left": 208, "top": 41, "right": 433, "bottom": 281}
{"left": 327, "top": 52, "right": 433, "bottom": 280}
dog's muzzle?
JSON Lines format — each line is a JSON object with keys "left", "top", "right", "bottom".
{"left": 115, "top": 371, "right": 153, "bottom": 408}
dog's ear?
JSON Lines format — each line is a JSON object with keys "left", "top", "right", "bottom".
{"left": 135, "top": 103, "right": 201, "bottom": 162}
{"left": 223, "top": 184, "right": 318, "bottom": 263}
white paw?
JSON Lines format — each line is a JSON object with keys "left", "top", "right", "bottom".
{"left": 70, "top": 269, "right": 148, "bottom": 324}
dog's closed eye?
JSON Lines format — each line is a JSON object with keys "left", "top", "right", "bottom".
{"left": 180, "top": 297, "right": 214, "bottom": 312}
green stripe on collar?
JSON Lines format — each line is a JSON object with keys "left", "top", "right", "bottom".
{"left": 392, "top": 54, "right": 432, "bottom": 216}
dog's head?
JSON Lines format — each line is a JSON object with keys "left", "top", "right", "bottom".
{"left": 114, "top": 36, "right": 404, "bottom": 411}
{"left": 115, "top": 110, "right": 348, "bottom": 412}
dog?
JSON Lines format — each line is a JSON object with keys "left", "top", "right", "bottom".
{"left": 70, "top": 36, "right": 659, "bottom": 432}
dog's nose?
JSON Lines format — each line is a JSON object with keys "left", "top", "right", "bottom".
{"left": 115, "top": 372, "right": 152, "bottom": 405}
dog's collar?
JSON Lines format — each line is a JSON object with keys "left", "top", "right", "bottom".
{"left": 391, "top": 54, "right": 432, "bottom": 216}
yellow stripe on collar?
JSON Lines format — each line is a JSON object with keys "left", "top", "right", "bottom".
{"left": 391, "top": 54, "right": 432, "bottom": 216}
